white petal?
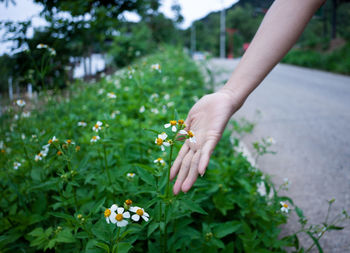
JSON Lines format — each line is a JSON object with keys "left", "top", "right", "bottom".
{"left": 143, "top": 211, "right": 149, "bottom": 217}
{"left": 132, "top": 214, "right": 140, "bottom": 221}
{"left": 171, "top": 126, "right": 177, "bottom": 132}
{"left": 153, "top": 159, "right": 158, "bottom": 163}
{"left": 123, "top": 211, "right": 130, "bottom": 218}
{"left": 97, "top": 121, "right": 102, "bottom": 126}
{"left": 110, "top": 204, "right": 118, "bottom": 212}
{"left": 164, "top": 123, "right": 170, "bottom": 128}
{"left": 110, "top": 213, "right": 117, "bottom": 224}
{"left": 117, "top": 207, "right": 124, "bottom": 214}
{"left": 117, "top": 220, "right": 128, "bottom": 227}
{"left": 190, "top": 137, "right": 196, "bottom": 143}
{"left": 161, "top": 146, "right": 165, "bottom": 151}
{"left": 163, "top": 142, "right": 170, "bottom": 147}
{"left": 106, "top": 217, "right": 110, "bottom": 224}
{"left": 142, "top": 215, "right": 149, "bottom": 222}
{"left": 159, "top": 133, "right": 167, "bottom": 140}
{"left": 179, "top": 130, "right": 187, "bottom": 135}
{"left": 129, "top": 206, "right": 139, "bottom": 213}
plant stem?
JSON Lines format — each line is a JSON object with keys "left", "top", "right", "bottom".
{"left": 115, "top": 227, "right": 121, "bottom": 253}
{"left": 103, "top": 144, "right": 112, "bottom": 185}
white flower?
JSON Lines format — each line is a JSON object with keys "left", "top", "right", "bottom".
{"left": 111, "top": 110, "right": 120, "bottom": 119}
{"left": 114, "top": 80, "right": 121, "bottom": 89}
{"left": 16, "top": 99, "right": 26, "bottom": 107}
{"left": 78, "top": 121, "right": 87, "bottom": 127}
{"left": 164, "top": 94, "right": 170, "bottom": 100}
{"left": 280, "top": 201, "right": 290, "bottom": 213}
{"left": 92, "top": 121, "right": 103, "bottom": 132}
{"left": 167, "top": 101, "right": 174, "bottom": 107}
{"left": 0, "top": 141, "right": 4, "bottom": 149}
{"left": 110, "top": 207, "right": 130, "bottom": 227}
{"left": 13, "top": 162, "right": 21, "bottom": 170}
{"left": 104, "top": 204, "right": 118, "bottom": 224}
{"left": 98, "top": 89, "right": 104, "bottom": 95}
{"left": 155, "top": 132, "right": 170, "bottom": 151}
{"left": 267, "top": 137, "right": 276, "bottom": 145}
{"left": 179, "top": 130, "right": 196, "bottom": 143}
{"left": 130, "top": 206, "right": 149, "bottom": 222}
{"left": 21, "top": 133, "right": 26, "bottom": 140}
{"left": 124, "top": 86, "right": 130, "bottom": 91}
{"left": 90, "top": 135, "right": 100, "bottom": 143}
{"left": 107, "top": 92, "right": 117, "bottom": 99}
{"left": 164, "top": 120, "right": 177, "bottom": 132}
{"left": 153, "top": 157, "right": 165, "bottom": 165}
{"left": 35, "top": 152, "right": 44, "bottom": 161}
{"left": 127, "top": 173, "right": 136, "bottom": 178}
{"left": 48, "top": 47, "right": 56, "bottom": 56}
{"left": 48, "top": 136, "right": 58, "bottom": 144}
{"left": 22, "top": 112, "right": 31, "bottom": 118}
{"left": 151, "top": 108, "right": 159, "bottom": 114}
{"left": 150, "top": 93, "right": 159, "bottom": 101}
{"left": 151, "top": 63, "right": 161, "bottom": 72}
{"left": 139, "top": 106, "right": 145, "bottom": 113}
{"left": 65, "top": 139, "right": 75, "bottom": 145}
{"left": 36, "top": 43, "right": 48, "bottom": 49}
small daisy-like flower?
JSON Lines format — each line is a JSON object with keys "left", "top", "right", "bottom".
{"left": 164, "top": 120, "right": 177, "bottom": 132}
{"left": 151, "top": 63, "right": 161, "bottom": 72}
{"left": 139, "top": 106, "right": 145, "bottom": 113}
{"left": 155, "top": 132, "right": 170, "bottom": 151}
{"left": 267, "top": 137, "right": 276, "bottom": 145}
{"left": 48, "top": 136, "right": 58, "bottom": 144}
{"left": 130, "top": 206, "right": 149, "bottom": 222}
{"left": 179, "top": 130, "right": 196, "bottom": 143}
{"left": 90, "top": 135, "right": 100, "bottom": 143}
{"left": 164, "top": 94, "right": 170, "bottom": 100}
{"left": 13, "top": 162, "right": 21, "bottom": 170}
{"left": 280, "top": 201, "right": 290, "bottom": 213}
{"left": 151, "top": 108, "right": 159, "bottom": 114}
{"left": 154, "top": 157, "right": 165, "bottom": 165}
{"left": 16, "top": 99, "right": 26, "bottom": 107}
{"left": 65, "top": 139, "right": 75, "bottom": 145}
{"left": 111, "top": 110, "right": 120, "bottom": 119}
{"left": 127, "top": 173, "right": 135, "bottom": 178}
{"left": 35, "top": 152, "right": 43, "bottom": 161}
{"left": 78, "top": 121, "right": 87, "bottom": 127}
{"left": 107, "top": 92, "right": 117, "bottom": 99}
{"left": 48, "top": 47, "right": 56, "bottom": 56}
{"left": 92, "top": 121, "right": 103, "bottom": 132}
{"left": 22, "top": 111, "right": 31, "bottom": 118}
{"left": 150, "top": 93, "right": 159, "bottom": 100}
{"left": 104, "top": 204, "right": 118, "bottom": 224}
{"left": 110, "top": 207, "right": 130, "bottom": 227}
{"left": 37, "top": 43, "right": 48, "bottom": 49}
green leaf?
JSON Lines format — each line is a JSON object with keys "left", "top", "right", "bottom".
{"left": 96, "top": 242, "right": 110, "bottom": 252}
{"left": 113, "top": 242, "right": 133, "bottom": 253}
{"left": 180, "top": 199, "right": 207, "bottom": 215}
{"left": 327, "top": 225, "right": 344, "bottom": 230}
{"left": 213, "top": 221, "right": 241, "bottom": 238}
{"left": 136, "top": 167, "right": 156, "bottom": 186}
{"left": 56, "top": 228, "right": 76, "bottom": 243}
{"left": 147, "top": 222, "right": 159, "bottom": 237}
{"left": 90, "top": 197, "right": 107, "bottom": 215}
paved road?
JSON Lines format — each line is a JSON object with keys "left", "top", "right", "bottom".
{"left": 208, "top": 58, "right": 350, "bottom": 252}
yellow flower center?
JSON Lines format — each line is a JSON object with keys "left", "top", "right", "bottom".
{"left": 66, "top": 139, "right": 72, "bottom": 144}
{"left": 128, "top": 173, "right": 135, "bottom": 177}
{"left": 157, "top": 158, "right": 163, "bottom": 162}
{"left": 283, "top": 203, "right": 288, "bottom": 208}
{"left": 1, "top": 149, "right": 5, "bottom": 153}
{"left": 104, "top": 209, "right": 111, "bottom": 217}
{"left": 125, "top": 199, "right": 132, "bottom": 205}
{"left": 57, "top": 151, "right": 62, "bottom": 156}
{"left": 75, "top": 146, "right": 80, "bottom": 151}
{"left": 178, "top": 119, "right": 184, "bottom": 125}
{"left": 38, "top": 152, "right": 43, "bottom": 157}
{"left": 170, "top": 120, "right": 177, "bottom": 126}
{"left": 92, "top": 136, "right": 97, "bottom": 140}
{"left": 188, "top": 131, "right": 194, "bottom": 138}
{"left": 156, "top": 138, "right": 163, "bottom": 146}
{"left": 94, "top": 124, "right": 99, "bottom": 129}
{"left": 116, "top": 214, "right": 123, "bottom": 221}
{"left": 136, "top": 209, "right": 144, "bottom": 216}
{"left": 48, "top": 139, "right": 53, "bottom": 144}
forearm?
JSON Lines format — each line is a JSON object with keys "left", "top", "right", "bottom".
{"left": 221, "top": 0, "right": 325, "bottom": 104}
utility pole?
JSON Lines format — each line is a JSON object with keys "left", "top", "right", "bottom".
{"left": 220, "top": 2, "right": 226, "bottom": 58}
{"left": 191, "top": 23, "right": 196, "bottom": 56}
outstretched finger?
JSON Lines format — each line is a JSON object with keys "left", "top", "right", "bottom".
{"left": 170, "top": 143, "right": 189, "bottom": 180}
{"left": 173, "top": 150, "right": 193, "bottom": 195}
{"left": 181, "top": 150, "right": 201, "bottom": 193}
{"left": 198, "top": 139, "right": 216, "bottom": 176}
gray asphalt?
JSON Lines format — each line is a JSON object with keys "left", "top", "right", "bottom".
{"left": 208, "top": 58, "right": 350, "bottom": 252}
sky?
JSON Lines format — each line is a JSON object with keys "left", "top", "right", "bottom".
{"left": 0, "top": 0, "right": 239, "bottom": 54}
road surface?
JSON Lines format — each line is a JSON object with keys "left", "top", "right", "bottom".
{"left": 208, "top": 58, "right": 350, "bottom": 252}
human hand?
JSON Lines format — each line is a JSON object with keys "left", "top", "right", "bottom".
{"left": 170, "top": 90, "right": 243, "bottom": 195}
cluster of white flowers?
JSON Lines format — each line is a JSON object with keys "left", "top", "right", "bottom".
{"left": 107, "top": 92, "right": 117, "bottom": 99}
{"left": 90, "top": 121, "right": 102, "bottom": 143}
{"left": 151, "top": 63, "right": 161, "bottom": 73}
{"left": 78, "top": 121, "right": 87, "bottom": 127}
{"left": 104, "top": 201, "right": 149, "bottom": 227}
{"left": 13, "top": 162, "right": 21, "bottom": 170}
{"left": 16, "top": 99, "right": 26, "bottom": 107}
{"left": 34, "top": 136, "right": 58, "bottom": 161}
{"left": 36, "top": 44, "right": 56, "bottom": 56}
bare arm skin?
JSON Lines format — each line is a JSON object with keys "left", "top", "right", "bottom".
{"left": 170, "top": 0, "right": 326, "bottom": 195}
